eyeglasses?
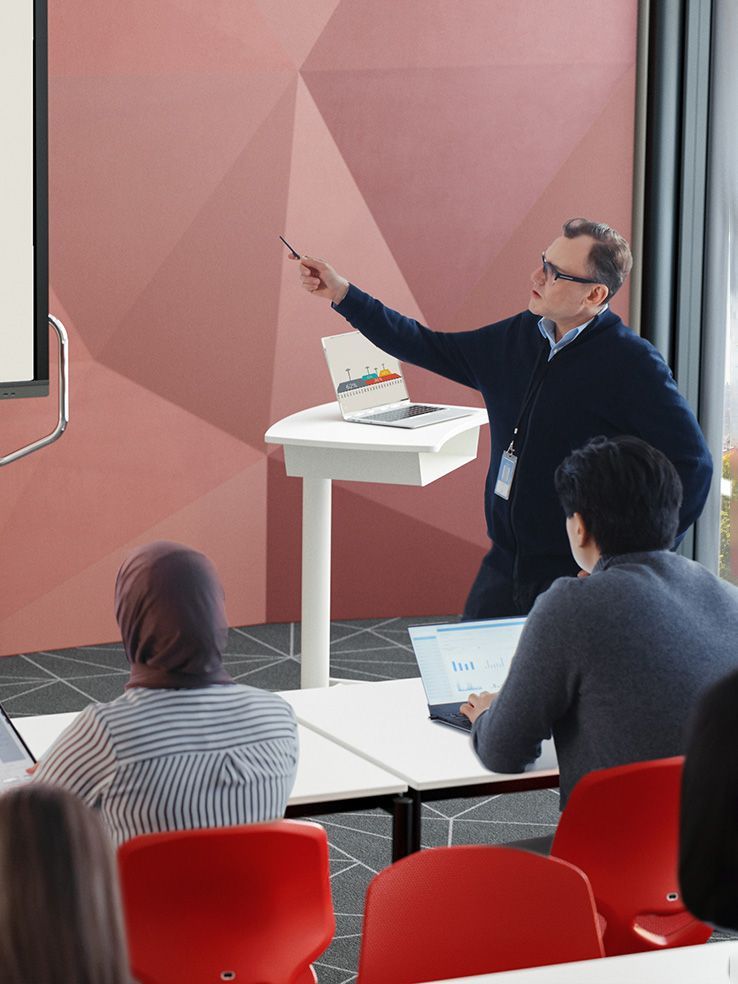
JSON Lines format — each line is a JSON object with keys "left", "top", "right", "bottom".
{"left": 541, "top": 253, "right": 603, "bottom": 288}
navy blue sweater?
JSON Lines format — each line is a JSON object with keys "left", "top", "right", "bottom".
{"left": 333, "top": 286, "right": 712, "bottom": 590}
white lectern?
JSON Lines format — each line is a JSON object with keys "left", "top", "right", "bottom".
{"left": 265, "top": 402, "right": 488, "bottom": 688}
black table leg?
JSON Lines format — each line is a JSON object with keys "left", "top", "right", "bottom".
{"left": 392, "top": 790, "right": 422, "bottom": 860}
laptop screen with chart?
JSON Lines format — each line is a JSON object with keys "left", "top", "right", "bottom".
{"left": 408, "top": 618, "right": 526, "bottom": 731}
{"left": 322, "top": 330, "right": 409, "bottom": 412}
{"left": 321, "top": 331, "right": 473, "bottom": 428}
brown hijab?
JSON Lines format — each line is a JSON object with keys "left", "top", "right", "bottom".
{"left": 115, "top": 541, "right": 234, "bottom": 690}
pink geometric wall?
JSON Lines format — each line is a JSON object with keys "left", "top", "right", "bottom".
{"left": 0, "top": 0, "right": 637, "bottom": 656}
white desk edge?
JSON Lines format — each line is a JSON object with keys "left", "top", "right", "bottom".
{"left": 422, "top": 940, "right": 738, "bottom": 983}
{"left": 280, "top": 679, "right": 559, "bottom": 792}
{"left": 265, "top": 401, "right": 489, "bottom": 454}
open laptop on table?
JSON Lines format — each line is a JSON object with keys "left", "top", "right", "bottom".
{"left": 408, "top": 618, "right": 526, "bottom": 732}
{"left": 0, "top": 703, "right": 35, "bottom": 788}
{"left": 322, "top": 330, "right": 473, "bottom": 428}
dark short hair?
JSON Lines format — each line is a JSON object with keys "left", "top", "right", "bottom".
{"left": 554, "top": 436, "right": 682, "bottom": 556}
{"left": 562, "top": 217, "right": 633, "bottom": 299}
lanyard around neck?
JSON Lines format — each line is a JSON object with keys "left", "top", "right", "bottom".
{"left": 506, "top": 340, "right": 550, "bottom": 456}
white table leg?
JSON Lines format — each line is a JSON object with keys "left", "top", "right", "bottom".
{"left": 301, "top": 477, "right": 332, "bottom": 688}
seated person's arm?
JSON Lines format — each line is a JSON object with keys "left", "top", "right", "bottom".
{"left": 32, "top": 705, "right": 116, "bottom": 806}
{"left": 462, "top": 584, "right": 578, "bottom": 773}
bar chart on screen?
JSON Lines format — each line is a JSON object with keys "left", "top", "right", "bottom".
{"left": 442, "top": 635, "right": 513, "bottom": 694}
{"left": 447, "top": 651, "right": 509, "bottom": 694}
{"left": 322, "top": 331, "right": 410, "bottom": 412}
{"left": 409, "top": 618, "right": 526, "bottom": 704}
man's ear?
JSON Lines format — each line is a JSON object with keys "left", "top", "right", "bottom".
{"left": 586, "top": 284, "right": 609, "bottom": 308}
{"left": 571, "top": 511, "right": 592, "bottom": 547}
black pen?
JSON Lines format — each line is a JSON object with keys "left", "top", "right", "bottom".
{"left": 278, "top": 235, "right": 301, "bottom": 259}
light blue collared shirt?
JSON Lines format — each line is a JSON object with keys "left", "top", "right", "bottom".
{"left": 537, "top": 306, "right": 608, "bottom": 361}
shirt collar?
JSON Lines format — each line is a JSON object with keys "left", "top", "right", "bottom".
{"left": 595, "top": 549, "right": 669, "bottom": 573}
{"left": 537, "top": 305, "right": 608, "bottom": 356}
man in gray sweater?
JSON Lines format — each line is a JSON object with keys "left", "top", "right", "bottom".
{"left": 460, "top": 435, "right": 738, "bottom": 812}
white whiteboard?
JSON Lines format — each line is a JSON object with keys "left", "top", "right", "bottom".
{"left": 0, "top": 0, "right": 46, "bottom": 395}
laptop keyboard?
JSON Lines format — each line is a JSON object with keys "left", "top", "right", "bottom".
{"left": 443, "top": 711, "right": 473, "bottom": 730}
{"left": 432, "top": 710, "right": 472, "bottom": 732}
{"left": 363, "top": 405, "right": 440, "bottom": 422}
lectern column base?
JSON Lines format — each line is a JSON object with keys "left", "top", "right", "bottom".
{"left": 300, "top": 477, "right": 332, "bottom": 688}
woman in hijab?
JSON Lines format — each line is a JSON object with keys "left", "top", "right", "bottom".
{"left": 33, "top": 541, "right": 298, "bottom": 846}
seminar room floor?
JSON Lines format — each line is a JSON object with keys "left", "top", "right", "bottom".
{"left": 1, "top": 616, "right": 732, "bottom": 983}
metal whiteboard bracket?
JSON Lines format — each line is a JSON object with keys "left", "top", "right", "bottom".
{"left": 0, "top": 313, "right": 69, "bottom": 467}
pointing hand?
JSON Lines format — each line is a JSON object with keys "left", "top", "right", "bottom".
{"left": 291, "top": 253, "right": 349, "bottom": 305}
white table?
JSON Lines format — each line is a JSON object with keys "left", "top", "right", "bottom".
{"left": 282, "top": 678, "right": 559, "bottom": 852}
{"left": 426, "top": 941, "right": 738, "bottom": 983}
{"left": 14, "top": 712, "right": 417, "bottom": 857}
{"left": 15, "top": 711, "right": 79, "bottom": 753}
{"left": 265, "top": 402, "right": 488, "bottom": 688}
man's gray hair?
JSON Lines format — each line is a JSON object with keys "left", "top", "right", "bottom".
{"left": 563, "top": 217, "right": 633, "bottom": 299}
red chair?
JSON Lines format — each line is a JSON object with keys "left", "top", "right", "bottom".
{"left": 357, "top": 845, "right": 604, "bottom": 983}
{"left": 118, "top": 820, "right": 335, "bottom": 984}
{"left": 551, "top": 756, "right": 712, "bottom": 956}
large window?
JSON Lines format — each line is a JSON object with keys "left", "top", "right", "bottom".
{"left": 696, "top": 0, "right": 738, "bottom": 580}
{"left": 720, "top": 267, "right": 738, "bottom": 583}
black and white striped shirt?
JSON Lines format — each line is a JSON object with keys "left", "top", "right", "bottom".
{"left": 33, "top": 685, "right": 298, "bottom": 846}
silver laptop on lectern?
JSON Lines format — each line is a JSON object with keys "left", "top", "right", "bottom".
{"left": 408, "top": 618, "right": 526, "bottom": 732}
{"left": 322, "top": 331, "right": 473, "bottom": 428}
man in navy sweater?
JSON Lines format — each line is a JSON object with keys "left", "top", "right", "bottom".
{"left": 296, "top": 219, "right": 712, "bottom": 617}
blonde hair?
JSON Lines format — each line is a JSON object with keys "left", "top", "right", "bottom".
{"left": 0, "top": 784, "right": 130, "bottom": 984}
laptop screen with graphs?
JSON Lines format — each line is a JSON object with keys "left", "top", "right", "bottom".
{"left": 322, "top": 331, "right": 410, "bottom": 414}
{"left": 408, "top": 618, "right": 526, "bottom": 705}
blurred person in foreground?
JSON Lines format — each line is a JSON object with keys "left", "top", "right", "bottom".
{"left": 460, "top": 436, "right": 738, "bottom": 849}
{"left": 33, "top": 541, "right": 298, "bottom": 845}
{"left": 680, "top": 667, "right": 738, "bottom": 930}
{"left": 0, "top": 783, "right": 130, "bottom": 984}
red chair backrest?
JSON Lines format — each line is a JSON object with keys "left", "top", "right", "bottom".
{"left": 118, "top": 820, "right": 335, "bottom": 984}
{"left": 357, "top": 845, "right": 603, "bottom": 984}
{"left": 551, "top": 757, "right": 712, "bottom": 955}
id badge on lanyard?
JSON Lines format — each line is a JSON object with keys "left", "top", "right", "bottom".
{"left": 494, "top": 448, "right": 517, "bottom": 500}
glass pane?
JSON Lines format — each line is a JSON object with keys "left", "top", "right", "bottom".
{"left": 720, "top": 236, "right": 738, "bottom": 584}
